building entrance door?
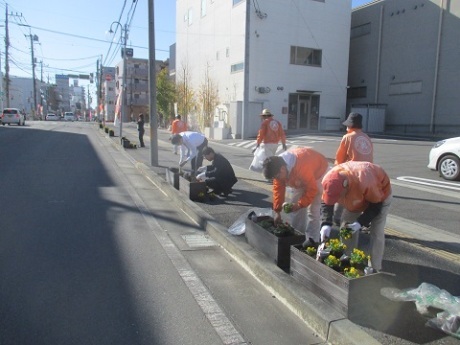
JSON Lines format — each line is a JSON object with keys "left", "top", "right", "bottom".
{"left": 288, "top": 94, "right": 320, "bottom": 130}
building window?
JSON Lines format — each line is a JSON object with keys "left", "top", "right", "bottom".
{"left": 347, "top": 86, "right": 367, "bottom": 99}
{"left": 389, "top": 81, "right": 422, "bottom": 95}
{"left": 134, "top": 64, "right": 140, "bottom": 68}
{"left": 290, "top": 46, "right": 322, "bottom": 67}
{"left": 231, "top": 62, "right": 244, "bottom": 73}
{"left": 188, "top": 8, "right": 193, "bottom": 26}
{"left": 134, "top": 94, "right": 140, "bottom": 99}
{"left": 233, "top": 0, "right": 243, "bottom": 6}
{"left": 226, "top": 48, "right": 230, "bottom": 58}
{"left": 216, "top": 51, "right": 219, "bottom": 60}
{"left": 351, "top": 23, "right": 371, "bottom": 39}
{"left": 134, "top": 79, "right": 139, "bottom": 84}
{"left": 201, "top": 0, "right": 206, "bottom": 17}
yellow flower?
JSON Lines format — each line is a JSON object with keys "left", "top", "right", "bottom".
{"left": 344, "top": 267, "right": 362, "bottom": 278}
{"left": 324, "top": 255, "right": 340, "bottom": 268}
{"left": 350, "top": 248, "right": 370, "bottom": 264}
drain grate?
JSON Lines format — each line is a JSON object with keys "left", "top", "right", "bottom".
{"left": 181, "top": 234, "right": 217, "bottom": 248}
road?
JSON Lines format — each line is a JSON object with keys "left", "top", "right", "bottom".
{"left": 121, "top": 123, "right": 460, "bottom": 344}
{"left": 1, "top": 121, "right": 459, "bottom": 345}
{"left": 0, "top": 122, "right": 325, "bottom": 345}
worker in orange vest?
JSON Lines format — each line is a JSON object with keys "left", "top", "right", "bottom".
{"left": 171, "top": 114, "right": 188, "bottom": 154}
{"left": 320, "top": 161, "right": 392, "bottom": 271}
{"left": 333, "top": 112, "right": 374, "bottom": 225}
{"left": 262, "top": 147, "right": 329, "bottom": 247}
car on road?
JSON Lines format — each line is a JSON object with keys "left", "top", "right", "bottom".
{"left": 428, "top": 136, "right": 460, "bottom": 181}
{"left": 46, "top": 113, "right": 60, "bottom": 121}
{"left": 64, "top": 112, "right": 75, "bottom": 122}
{"left": 1, "top": 108, "right": 26, "bottom": 126}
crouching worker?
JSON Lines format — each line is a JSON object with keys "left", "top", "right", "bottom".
{"left": 320, "top": 161, "right": 392, "bottom": 272}
{"left": 262, "top": 147, "right": 329, "bottom": 247}
{"left": 196, "top": 147, "right": 237, "bottom": 197}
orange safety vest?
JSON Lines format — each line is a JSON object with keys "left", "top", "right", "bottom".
{"left": 335, "top": 129, "right": 373, "bottom": 164}
{"left": 324, "top": 161, "right": 391, "bottom": 213}
{"left": 273, "top": 147, "right": 329, "bottom": 212}
{"left": 171, "top": 119, "right": 187, "bottom": 134}
{"left": 256, "top": 118, "right": 286, "bottom": 146}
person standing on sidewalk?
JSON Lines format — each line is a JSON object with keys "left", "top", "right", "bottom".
{"left": 196, "top": 146, "right": 237, "bottom": 197}
{"left": 253, "top": 109, "right": 287, "bottom": 157}
{"left": 262, "top": 147, "right": 329, "bottom": 247}
{"left": 171, "top": 114, "right": 188, "bottom": 154}
{"left": 320, "top": 161, "right": 392, "bottom": 271}
{"left": 333, "top": 112, "right": 374, "bottom": 225}
{"left": 137, "top": 113, "right": 145, "bottom": 148}
{"left": 170, "top": 131, "right": 208, "bottom": 174}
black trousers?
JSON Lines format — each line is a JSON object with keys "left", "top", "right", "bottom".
{"left": 139, "top": 130, "right": 145, "bottom": 147}
{"left": 191, "top": 138, "right": 208, "bottom": 173}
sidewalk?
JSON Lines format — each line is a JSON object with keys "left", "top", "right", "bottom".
{"left": 99, "top": 123, "right": 390, "bottom": 345}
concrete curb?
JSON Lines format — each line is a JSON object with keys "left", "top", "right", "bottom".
{"left": 134, "top": 160, "right": 382, "bottom": 345}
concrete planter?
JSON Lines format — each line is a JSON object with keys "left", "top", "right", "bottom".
{"left": 245, "top": 216, "right": 305, "bottom": 272}
{"left": 122, "top": 138, "right": 131, "bottom": 149}
{"left": 290, "top": 245, "right": 396, "bottom": 322}
{"left": 165, "top": 167, "right": 180, "bottom": 190}
{"left": 179, "top": 175, "right": 207, "bottom": 201}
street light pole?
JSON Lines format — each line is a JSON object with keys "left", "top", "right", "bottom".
{"left": 148, "top": 0, "right": 158, "bottom": 166}
{"left": 109, "top": 22, "right": 128, "bottom": 144}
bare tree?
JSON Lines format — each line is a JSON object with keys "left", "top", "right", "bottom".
{"left": 198, "top": 62, "right": 219, "bottom": 130}
{"left": 176, "top": 60, "right": 196, "bottom": 126}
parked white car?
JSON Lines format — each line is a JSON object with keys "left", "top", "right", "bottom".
{"left": 46, "top": 113, "right": 60, "bottom": 121}
{"left": 427, "top": 137, "right": 460, "bottom": 181}
{"left": 64, "top": 112, "right": 75, "bottom": 121}
{"left": 1, "top": 108, "right": 25, "bottom": 126}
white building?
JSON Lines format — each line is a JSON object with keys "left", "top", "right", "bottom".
{"left": 176, "top": 0, "right": 352, "bottom": 138}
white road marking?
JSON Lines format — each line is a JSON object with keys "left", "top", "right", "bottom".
{"left": 396, "top": 176, "right": 460, "bottom": 191}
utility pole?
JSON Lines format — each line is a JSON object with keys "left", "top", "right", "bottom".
{"left": 28, "top": 33, "right": 39, "bottom": 118}
{"left": 148, "top": 0, "right": 158, "bottom": 165}
{"left": 4, "top": 4, "right": 10, "bottom": 107}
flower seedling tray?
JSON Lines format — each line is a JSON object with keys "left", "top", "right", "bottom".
{"left": 179, "top": 174, "right": 207, "bottom": 201}
{"left": 165, "top": 167, "right": 180, "bottom": 190}
{"left": 290, "top": 245, "right": 396, "bottom": 322}
{"left": 245, "top": 216, "right": 305, "bottom": 272}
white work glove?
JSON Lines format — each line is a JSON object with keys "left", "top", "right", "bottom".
{"left": 347, "top": 222, "right": 362, "bottom": 232}
{"left": 196, "top": 172, "right": 207, "bottom": 181}
{"left": 320, "top": 225, "right": 332, "bottom": 242}
{"left": 197, "top": 166, "right": 207, "bottom": 173}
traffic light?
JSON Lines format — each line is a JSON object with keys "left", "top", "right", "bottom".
{"left": 90, "top": 73, "right": 94, "bottom": 83}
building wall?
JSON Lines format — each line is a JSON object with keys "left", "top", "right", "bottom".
{"left": 176, "top": 0, "right": 351, "bottom": 137}
{"left": 348, "top": 0, "right": 460, "bottom": 135}
{"left": 114, "top": 58, "right": 164, "bottom": 123}
{"left": 55, "top": 74, "right": 71, "bottom": 113}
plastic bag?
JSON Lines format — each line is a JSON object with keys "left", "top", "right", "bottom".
{"left": 249, "top": 146, "right": 268, "bottom": 172}
{"left": 228, "top": 208, "right": 273, "bottom": 235}
{"left": 381, "top": 282, "right": 460, "bottom": 338}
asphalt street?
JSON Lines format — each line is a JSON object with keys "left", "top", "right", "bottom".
{"left": 114, "top": 121, "right": 460, "bottom": 345}
{"left": 1, "top": 121, "right": 459, "bottom": 345}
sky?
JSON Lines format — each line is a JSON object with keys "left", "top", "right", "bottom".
{"left": 1, "top": 0, "right": 371, "bottom": 107}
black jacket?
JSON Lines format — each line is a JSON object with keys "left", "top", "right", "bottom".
{"left": 205, "top": 153, "right": 237, "bottom": 189}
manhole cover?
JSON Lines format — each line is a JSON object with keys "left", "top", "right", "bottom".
{"left": 181, "top": 234, "right": 217, "bottom": 248}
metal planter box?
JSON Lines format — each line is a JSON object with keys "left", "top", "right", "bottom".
{"left": 290, "top": 245, "right": 396, "bottom": 322}
{"left": 179, "top": 175, "right": 207, "bottom": 201}
{"left": 245, "top": 216, "right": 305, "bottom": 272}
{"left": 165, "top": 167, "right": 180, "bottom": 190}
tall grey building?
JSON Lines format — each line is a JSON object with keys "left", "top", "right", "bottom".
{"left": 348, "top": 0, "right": 460, "bottom": 135}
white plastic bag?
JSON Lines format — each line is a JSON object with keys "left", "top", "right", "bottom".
{"left": 249, "top": 146, "right": 268, "bottom": 172}
{"left": 381, "top": 282, "right": 460, "bottom": 338}
{"left": 228, "top": 208, "right": 273, "bottom": 235}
